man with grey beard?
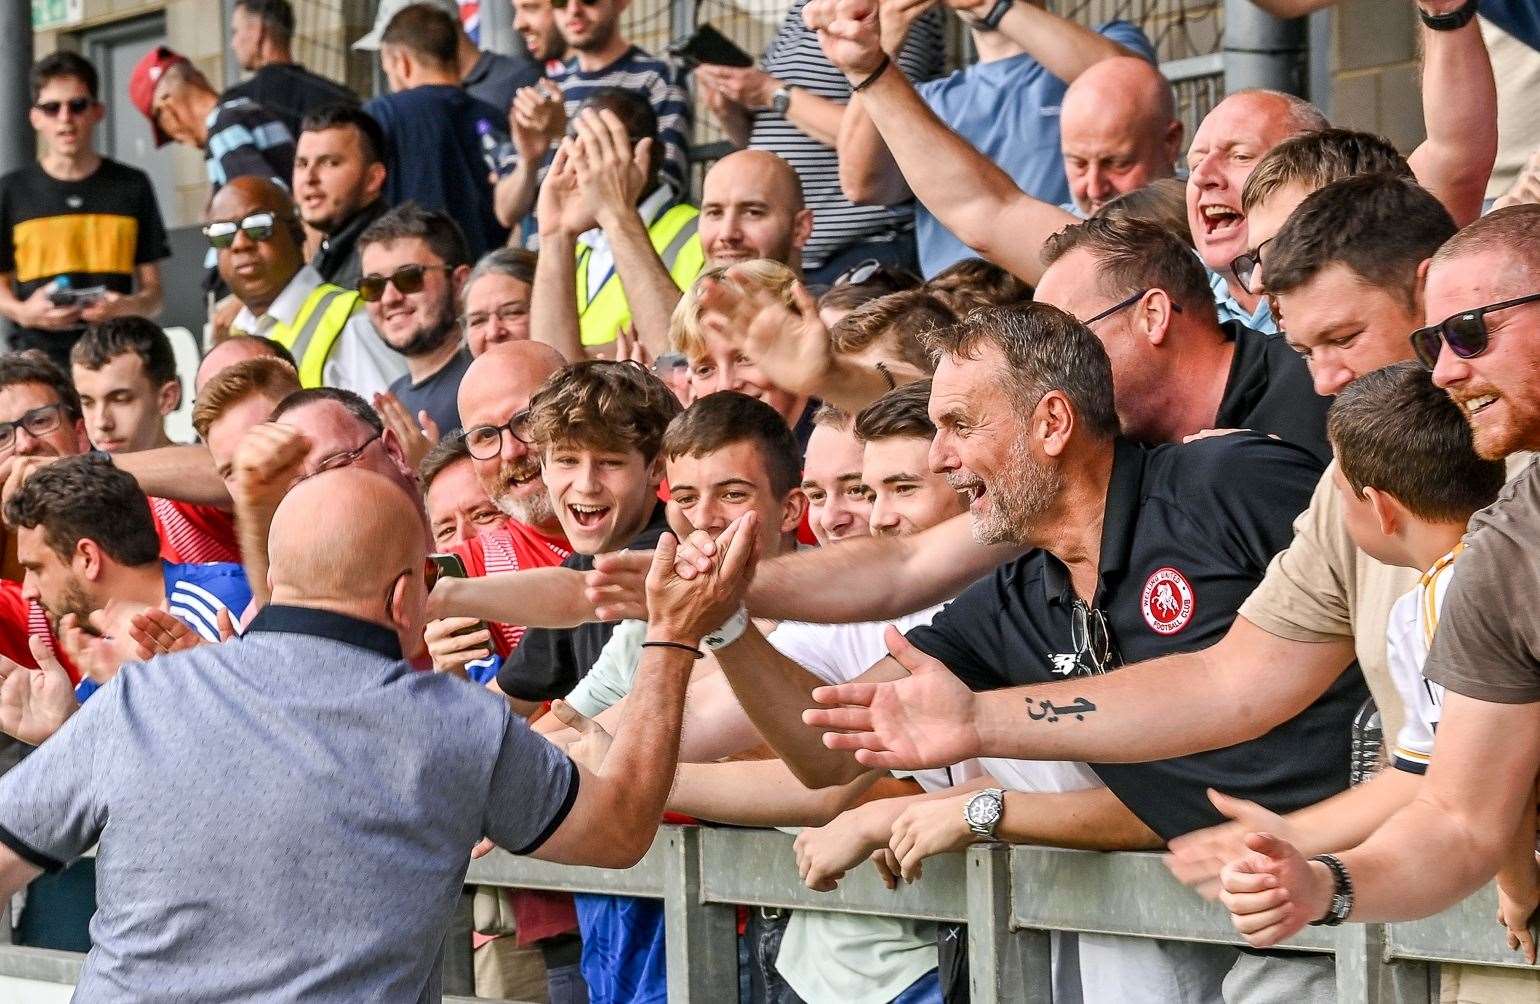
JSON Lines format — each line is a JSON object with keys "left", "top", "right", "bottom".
{"left": 424, "top": 341, "right": 576, "bottom": 669}
{"left": 669, "top": 302, "right": 1352, "bottom": 1000}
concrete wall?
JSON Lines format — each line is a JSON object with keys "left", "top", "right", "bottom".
{"left": 1325, "top": 0, "right": 1424, "bottom": 151}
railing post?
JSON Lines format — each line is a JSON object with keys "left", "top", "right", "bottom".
{"left": 661, "top": 826, "right": 737, "bottom": 1003}
{"left": 1335, "top": 923, "right": 1436, "bottom": 1004}
{"left": 966, "top": 844, "right": 1051, "bottom": 1004}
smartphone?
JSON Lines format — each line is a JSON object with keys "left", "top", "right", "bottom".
{"left": 429, "top": 553, "right": 491, "bottom": 639}
{"left": 669, "top": 23, "right": 754, "bottom": 69}
{"left": 48, "top": 286, "right": 106, "bottom": 308}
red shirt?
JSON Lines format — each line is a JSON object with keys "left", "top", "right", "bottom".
{"left": 0, "top": 580, "right": 36, "bottom": 669}
{"left": 149, "top": 498, "right": 241, "bottom": 565}
{"left": 448, "top": 520, "right": 571, "bottom": 656}
{"left": 25, "top": 598, "right": 77, "bottom": 682}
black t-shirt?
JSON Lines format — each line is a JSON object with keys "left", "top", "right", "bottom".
{"left": 311, "top": 198, "right": 389, "bottom": 290}
{"left": 222, "top": 63, "right": 357, "bottom": 141}
{"left": 388, "top": 347, "right": 472, "bottom": 437}
{"left": 0, "top": 159, "right": 169, "bottom": 345}
{"left": 463, "top": 50, "right": 542, "bottom": 116}
{"left": 498, "top": 503, "right": 671, "bottom": 702}
{"left": 905, "top": 436, "right": 1364, "bottom": 841}
{"left": 1215, "top": 320, "right": 1332, "bottom": 465}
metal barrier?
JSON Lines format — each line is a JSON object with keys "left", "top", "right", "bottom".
{"left": 0, "top": 825, "right": 1529, "bottom": 1002}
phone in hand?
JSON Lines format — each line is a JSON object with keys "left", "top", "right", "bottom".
{"left": 48, "top": 285, "right": 106, "bottom": 308}
{"left": 669, "top": 23, "right": 754, "bottom": 69}
{"left": 429, "top": 553, "right": 492, "bottom": 639}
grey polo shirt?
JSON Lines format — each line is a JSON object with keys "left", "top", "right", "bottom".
{"left": 0, "top": 604, "right": 578, "bottom": 1003}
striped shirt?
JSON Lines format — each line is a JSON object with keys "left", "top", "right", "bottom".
{"left": 561, "top": 48, "right": 692, "bottom": 201}
{"left": 149, "top": 497, "right": 240, "bottom": 565}
{"left": 749, "top": 0, "right": 946, "bottom": 269}
{"left": 203, "top": 97, "right": 295, "bottom": 193}
{"left": 1385, "top": 545, "right": 1461, "bottom": 774}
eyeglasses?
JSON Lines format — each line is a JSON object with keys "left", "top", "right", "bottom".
{"left": 357, "top": 264, "right": 454, "bottom": 303}
{"left": 0, "top": 404, "right": 65, "bottom": 456}
{"left": 551, "top": 0, "right": 602, "bottom": 8}
{"left": 1070, "top": 599, "right": 1114, "bottom": 675}
{"left": 1229, "top": 238, "right": 1275, "bottom": 291}
{"left": 465, "top": 411, "right": 532, "bottom": 460}
{"left": 34, "top": 98, "right": 94, "bottom": 117}
{"left": 461, "top": 301, "right": 530, "bottom": 333}
{"left": 1082, "top": 289, "right": 1182, "bottom": 327}
{"left": 291, "top": 432, "right": 382, "bottom": 488}
{"left": 203, "top": 212, "right": 285, "bottom": 249}
{"left": 1410, "top": 291, "right": 1540, "bottom": 370}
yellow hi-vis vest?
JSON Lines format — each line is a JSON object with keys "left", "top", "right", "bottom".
{"left": 265, "top": 282, "right": 363, "bottom": 388}
{"left": 576, "top": 202, "right": 705, "bottom": 348}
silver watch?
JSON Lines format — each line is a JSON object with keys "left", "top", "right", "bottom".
{"left": 769, "top": 86, "right": 792, "bottom": 115}
{"left": 963, "top": 787, "right": 1005, "bottom": 839}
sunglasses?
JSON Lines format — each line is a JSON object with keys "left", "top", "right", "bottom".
{"left": 1410, "top": 291, "right": 1540, "bottom": 370}
{"left": 1229, "top": 237, "right": 1275, "bottom": 292}
{"left": 1083, "top": 288, "right": 1182, "bottom": 327}
{"left": 551, "top": 0, "right": 603, "bottom": 7}
{"left": 34, "top": 97, "right": 95, "bottom": 117}
{"left": 203, "top": 212, "right": 284, "bottom": 249}
{"left": 1070, "top": 599, "right": 1115, "bottom": 675}
{"left": 357, "top": 264, "right": 454, "bottom": 303}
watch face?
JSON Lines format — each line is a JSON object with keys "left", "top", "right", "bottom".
{"left": 966, "top": 793, "right": 1001, "bottom": 827}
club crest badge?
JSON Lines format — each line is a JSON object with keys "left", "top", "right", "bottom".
{"left": 1141, "top": 566, "right": 1194, "bottom": 635}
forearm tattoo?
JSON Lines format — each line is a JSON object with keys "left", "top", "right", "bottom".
{"left": 1025, "top": 696, "right": 1097, "bottom": 724}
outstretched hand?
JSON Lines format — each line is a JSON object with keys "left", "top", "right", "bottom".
{"left": 1217, "top": 832, "right": 1333, "bottom": 948}
{"left": 803, "top": 0, "right": 887, "bottom": 78}
{"left": 0, "top": 636, "right": 79, "bottom": 744}
{"left": 698, "top": 273, "right": 833, "bottom": 397}
{"left": 551, "top": 699, "right": 615, "bottom": 773}
{"left": 1165, "top": 789, "right": 1296, "bottom": 900}
{"left": 803, "top": 626, "right": 981, "bottom": 770}
{"left": 586, "top": 549, "right": 653, "bottom": 622}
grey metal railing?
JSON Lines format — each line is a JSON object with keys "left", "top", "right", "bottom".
{"left": 0, "top": 825, "right": 1528, "bottom": 1002}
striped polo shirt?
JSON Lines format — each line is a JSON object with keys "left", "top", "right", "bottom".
{"left": 560, "top": 47, "right": 693, "bottom": 201}
{"left": 748, "top": 0, "right": 946, "bottom": 270}
{"left": 203, "top": 97, "right": 295, "bottom": 193}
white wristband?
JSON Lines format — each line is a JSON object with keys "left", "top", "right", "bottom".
{"left": 703, "top": 605, "right": 750, "bottom": 651}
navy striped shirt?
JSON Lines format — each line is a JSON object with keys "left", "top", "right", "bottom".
{"left": 561, "top": 47, "right": 693, "bottom": 200}
{"left": 748, "top": 0, "right": 946, "bottom": 269}
{"left": 203, "top": 97, "right": 294, "bottom": 193}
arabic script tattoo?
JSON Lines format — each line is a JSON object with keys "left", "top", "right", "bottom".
{"left": 1025, "top": 696, "right": 1098, "bottom": 724}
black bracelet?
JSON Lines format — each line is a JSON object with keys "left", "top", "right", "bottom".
{"left": 852, "top": 54, "right": 891, "bottom": 93}
{"left": 641, "top": 640, "right": 705, "bottom": 660}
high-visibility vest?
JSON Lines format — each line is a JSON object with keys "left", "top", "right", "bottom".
{"left": 265, "top": 282, "right": 362, "bottom": 388}
{"left": 576, "top": 202, "right": 705, "bottom": 348}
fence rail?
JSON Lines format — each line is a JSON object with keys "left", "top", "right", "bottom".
{"left": 1, "top": 825, "right": 1526, "bottom": 1002}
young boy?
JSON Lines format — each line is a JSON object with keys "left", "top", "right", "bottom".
{"left": 1167, "top": 363, "right": 1532, "bottom": 950}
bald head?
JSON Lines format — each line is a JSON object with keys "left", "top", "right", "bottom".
{"left": 208, "top": 175, "right": 297, "bottom": 222}
{"left": 1060, "top": 58, "right": 1181, "bottom": 215}
{"left": 458, "top": 341, "right": 567, "bottom": 429}
{"left": 268, "top": 467, "right": 427, "bottom": 623}
{"left": 700, "top": 150, "right": 812, "bottom": 270}
{"left": 195, "top": 335, "right": 292, "bottom": 393}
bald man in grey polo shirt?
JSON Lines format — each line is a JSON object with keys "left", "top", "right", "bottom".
{"left": 0, "top": 467, "right": 758, "bottom": 1002}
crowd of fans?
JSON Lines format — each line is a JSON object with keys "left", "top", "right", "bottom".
{"left": 0, "top": 0, "right": 1538, "bottom": 1000}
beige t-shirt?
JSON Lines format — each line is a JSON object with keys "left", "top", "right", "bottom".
{"left": 1423, "top": 456, "right": 1540, "bottom": 703}
{"left": 1239, "top": 463, "right": 1419, "bottom": 741}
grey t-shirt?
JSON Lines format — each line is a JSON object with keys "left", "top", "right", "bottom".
{"left": 0, "top": 604, "right": 577, "bottom": 1002}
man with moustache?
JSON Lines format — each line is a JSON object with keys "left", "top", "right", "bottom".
{"left": 357, "top": 204, "right": 474, "bottom": 435}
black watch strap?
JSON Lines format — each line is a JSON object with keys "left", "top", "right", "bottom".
{"left": 1306, "top": 853, "right": 1354, "bottom": 927}
{"left": 1419, "top": 0, "right": 1479, "bottom": 31}
{"left": 980, "top": 0, "right": 1014, "bottom": 30}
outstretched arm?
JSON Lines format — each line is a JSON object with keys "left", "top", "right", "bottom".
{"left": 1406, "top": 0, "right": 1497, "bottom": 226}
{"left": 530, "top": 141, "right": 589, "bottom": 362}
{"left": 667, "top": 758, "right": 890, "bottom": 826}
{"left": 809, "top": 0, "right": 1074, "bottom": 284}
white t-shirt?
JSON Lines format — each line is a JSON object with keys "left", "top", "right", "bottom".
{"left": 1386, "top": 547, "right": 1460, "bottom": 775}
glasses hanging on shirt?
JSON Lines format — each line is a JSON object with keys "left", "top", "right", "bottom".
{"left": 1070, "top": 599, "right": 1115, "bottom": 675}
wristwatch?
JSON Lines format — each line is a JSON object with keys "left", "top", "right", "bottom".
{"left": 979, "top": 0, "right": 1015, "bottom": 31}
{"left": 1418, "top": 0, "right": 1478, "bottom": 31}
{"left": 963, "top": 787, "right": 1006, "bottom": 839}
{"left": 769, "top": 86, "right": 793, "bottom": 115}
{"left": 1306, "top": 853, "right": 1355, "bottom": 927}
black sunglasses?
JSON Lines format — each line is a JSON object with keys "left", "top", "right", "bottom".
{"left": 1229, "top": 237, "right": 1275, "bottom": 291}
{"left": 357, "top": 264, "right": 453, "bottom": 303}
{"left": 1083, "top": 288, "right": 1182, "bottom": 327}
{"left": 203, "top": 212, "right": 285, "bottom": 249}
{"left": 1410, "top": 291, "right": 1540, "bottom": 370}
{"left": 551, "top": 0, "right": 602, "bottom": 7}
{"left": 832, "top": 259, "right": 919, "bottom": 289}
{"left": 1070, "top": 599, "right": 1115, "bottom": 675}
{"left": 35, "top": 97, "right": 95, "bottom": 117}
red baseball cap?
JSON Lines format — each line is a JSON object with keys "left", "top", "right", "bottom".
{"left": 129, "top": 46, "right": 190, "bottom": 148}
